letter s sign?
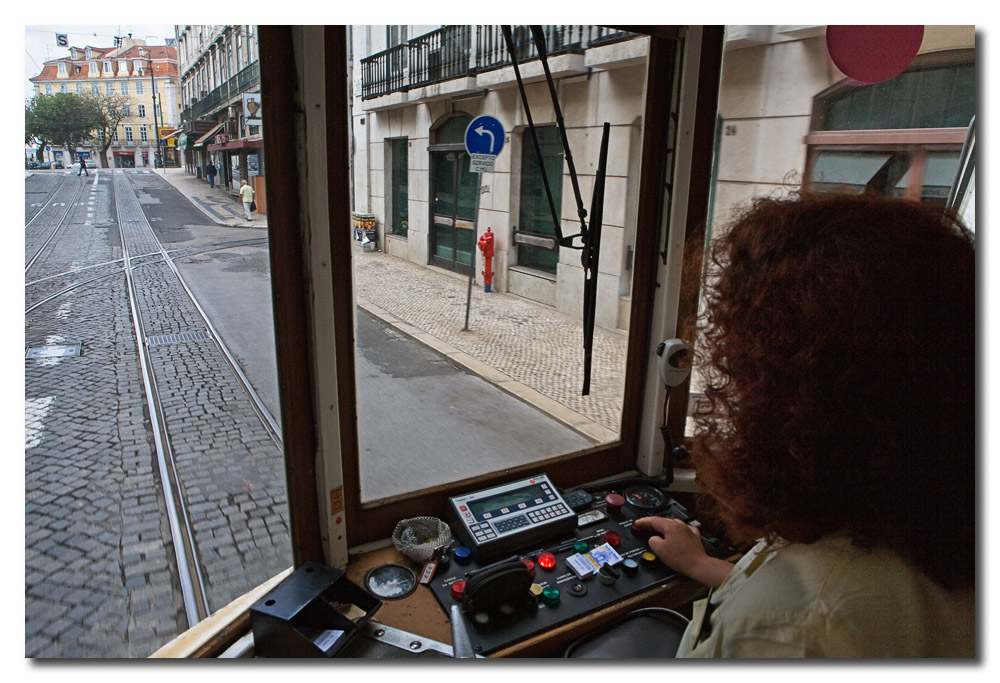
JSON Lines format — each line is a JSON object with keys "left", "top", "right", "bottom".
{"left": 56, "top": 33, "right": 68, "bottom": 47}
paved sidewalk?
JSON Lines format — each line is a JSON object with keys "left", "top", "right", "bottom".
{"left": 156, "top": 168, "right": 625, "bottom": 440}
{"left": 154, "top": 167, "right": 264, "bottom": 227}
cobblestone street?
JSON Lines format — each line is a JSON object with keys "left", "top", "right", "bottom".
{"left": 24, "top": 170, "right": 292, "bottom": 657}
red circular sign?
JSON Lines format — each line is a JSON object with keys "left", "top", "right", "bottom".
{"left": 826, "top": 25, "right": 924, "bottom": 85}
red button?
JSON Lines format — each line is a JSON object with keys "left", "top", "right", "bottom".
{"left": 521, "top": 558, "right": 536, "bottom": 576}
{"left": 450, "top": 580, "right": 467, "bottom": 601}
{"left": 604, "top": 531, "right": 621, "bottom": 548}
{"left": 605, "top": 493, "right": 625, "bottom": 511}
{"left": 538, "top": 552, "right": 557, "bottom": 570}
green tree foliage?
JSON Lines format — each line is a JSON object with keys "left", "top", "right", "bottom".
{"left": 25, "top": 93, "right": 102, "bottom": 162}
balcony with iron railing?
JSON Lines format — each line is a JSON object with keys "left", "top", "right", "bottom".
{"left": 180, "top": 60, "right": 261, "bottom": 122}
{"left": 359, "top": 25, "right": 636, "bottom": 101}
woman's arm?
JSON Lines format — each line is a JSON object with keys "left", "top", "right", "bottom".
{"left": 632, "top": 516, "right": 734, "bottom": 588}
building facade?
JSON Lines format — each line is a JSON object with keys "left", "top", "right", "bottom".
{"left": 174, "top": 25, "right": 264, "bottom": 205}
{"left": 28, "top": 36, "right": 180, "bottom": 168}
{"left": 351, "top": 25, "right": 976, "bottom": 334}
{"left": 352, "top": 25, "right": 648, "bottom": 333}
{"left": 710, "top": 25, "right": 975, "bottom": 235}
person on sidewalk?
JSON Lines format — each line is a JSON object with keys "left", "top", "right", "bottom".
{"left": 77, "top": 155, "right": 89, "bottom": 177}
{"left": 239, "top": 180, "right": 256, "bottom": 221}
{"left": 205, "top": 162, "right": 217, "bottom": 188}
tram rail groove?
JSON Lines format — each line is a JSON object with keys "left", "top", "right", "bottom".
{"left": 25, "top": 178, "right": 89, "bottom": 274}
{"left": 114, "top": 171, "right": 210, "bottom": 628}
{"left": 24, "top": 179, "right": 63, "bottom": 227}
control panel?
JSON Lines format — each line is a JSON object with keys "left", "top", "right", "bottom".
{"left": 447, "top": 474, "right": 577, "bottom": 562}
{"left": 431, "top": 477, "right": 737, "bottom": 655}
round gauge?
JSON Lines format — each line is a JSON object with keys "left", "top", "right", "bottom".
{"left": 364, "top": 563, "right": 417, "bottom": 600}
{"left": 624, "top": 485, "right": 667, "bottom": 512}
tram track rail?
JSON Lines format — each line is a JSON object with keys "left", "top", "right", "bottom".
{"left": 25, "top": 176, "right": 90, "bottom": 274}
{"left": 113, "top": 172, "right": 211, "bottom": 628}
{"left": 26, "top": 169, "right": 290, "bottom": 654}
{"left": 25, "top": 241, "right": 270, "bottom": 313}
{"left": 109, "top": 171, "right": 284, "bottom": 628}
{"left": 24, "top": 178, "right": 63, "bottom": 226}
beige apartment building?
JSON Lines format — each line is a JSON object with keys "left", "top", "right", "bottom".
{"left": 711, "top": 25, "right": 975, "bottom": 233}
{"left": 29, "top": 36, "right": 180, "bottom": 168}
{"left": 173, "top": 25, "right": 263, "bottom": 202}
{"left": 351, "top": 25, "right": 975, "bottom": 334}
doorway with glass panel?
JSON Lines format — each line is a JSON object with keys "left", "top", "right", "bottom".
{"left": 429, "top": 115, "right": 479, "bottom": 275}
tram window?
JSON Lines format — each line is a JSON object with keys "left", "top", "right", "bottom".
{"left": 689, "top": 25, "right": 975, "bottom": 441}
{"left": 253, "top": 26, "right": 709, "bottom": 551}
{"left": 347, "top": 25, "right": 667, "bottom": 514}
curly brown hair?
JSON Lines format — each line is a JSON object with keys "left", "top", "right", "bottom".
{"left": 690, "top": 193, "right": 975, "bottom": 588}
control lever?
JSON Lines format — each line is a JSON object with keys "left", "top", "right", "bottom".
{"left": 450, "top": 605, "right": 477, "bottom": 658}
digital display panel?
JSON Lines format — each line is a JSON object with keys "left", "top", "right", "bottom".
{"left": 468, "top": 484, "right": 546, "bottom": 518}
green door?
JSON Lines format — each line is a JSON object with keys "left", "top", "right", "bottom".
{"left": 430, "top": 150, "right": 478, "bottom": 275}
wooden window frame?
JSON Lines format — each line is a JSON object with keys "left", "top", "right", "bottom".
{"left": 258, "top": 26, "right": 723, "bottom": 562}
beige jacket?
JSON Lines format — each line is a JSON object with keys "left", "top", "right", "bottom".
{"left": 677, "top": 536, "right": 974, "bottom": 658}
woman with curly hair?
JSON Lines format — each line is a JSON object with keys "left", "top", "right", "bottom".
{"left": 633, "top": 193, "right": 975, "bottom": 657}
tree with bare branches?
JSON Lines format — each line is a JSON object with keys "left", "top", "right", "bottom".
{"left": 86, "top": 92, "right": 131, "bottom": 169}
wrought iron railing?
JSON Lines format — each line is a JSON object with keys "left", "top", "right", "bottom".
{"left": 182, "top": 61, "right": 261, "bottom": 121}
{"left": 359, "top": 25, "right": 635, "bottom": 101}
{"left": 475, "top": 25, "right": 586, "bottom": 72}
{"left": 409, "top": 26, "right": 472, "bottom": 89}
{"left": 361, "top": 43, "right": 409, "bottom": 99}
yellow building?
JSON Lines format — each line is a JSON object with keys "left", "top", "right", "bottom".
{"left": 29, "top": 36, "right": 180, "bottom": 168}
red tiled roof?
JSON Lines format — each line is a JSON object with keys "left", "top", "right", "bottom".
{"left": 29, "top": 45, "right": 178, "bottom": 82}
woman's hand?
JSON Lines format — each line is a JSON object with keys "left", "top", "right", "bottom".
{"left": 632, "top": 517, "right": 734, "bottom": 588}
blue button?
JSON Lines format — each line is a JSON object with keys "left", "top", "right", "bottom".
{"left": 454, "top": 546, "right": 473, "bottom": 565}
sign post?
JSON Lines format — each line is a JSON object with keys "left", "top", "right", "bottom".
{"left": 462, "top": 115, "right": 505, "bottom": 328}
{"left": 465, "top": 115, "right": 505, "bottom": 172}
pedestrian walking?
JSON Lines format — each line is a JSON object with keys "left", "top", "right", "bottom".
{"left": 239, "top": 180, "right": 256, "bottom": 221}
{"left": 77, "top": 155, "right": 89, "bottom": 176}
{"left": 206, "top": 162, "right": 217, "bottom": 188}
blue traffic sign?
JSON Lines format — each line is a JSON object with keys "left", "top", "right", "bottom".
{"left": 465, "top": 116, "right": 505, "bottom": 156}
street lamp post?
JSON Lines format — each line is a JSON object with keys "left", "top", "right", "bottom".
{"left": 145, "top": 56, "right": 163, "bottom": 168}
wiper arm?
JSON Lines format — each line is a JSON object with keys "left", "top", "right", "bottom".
{"left": 503, "top": 25, "right": 611, "bottom": 396}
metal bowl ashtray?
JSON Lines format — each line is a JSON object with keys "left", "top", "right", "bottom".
{"left": 391, "top": 516, "right": 452, "bottom": 563}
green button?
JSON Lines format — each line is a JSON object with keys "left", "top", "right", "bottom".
{"left": 541, "top": 586, "right": 561, "bottom": 606}
{"left": 573, "top": 541, "right": 589, "bottom": 554}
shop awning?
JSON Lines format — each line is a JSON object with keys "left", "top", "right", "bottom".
{"left": 207, "top": 139, "right": 265, "bottom": 152}
{"left": 192, "top": 123, "right": 225, "bottom": 149}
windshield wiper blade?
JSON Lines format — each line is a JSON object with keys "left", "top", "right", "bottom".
{"left": 502, "top": 25, "right": 611, "bottom": 396}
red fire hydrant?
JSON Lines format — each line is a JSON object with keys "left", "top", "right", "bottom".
{"left": 478, "top": 227, "right": 495, "bottom": 292}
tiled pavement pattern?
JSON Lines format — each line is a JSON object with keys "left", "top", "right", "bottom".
{"left": 354, "top": 253, "right": 627, "bottom": 436}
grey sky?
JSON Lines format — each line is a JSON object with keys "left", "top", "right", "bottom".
{"left": 24, "top": 24, "right": 175, "bottom": 101}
